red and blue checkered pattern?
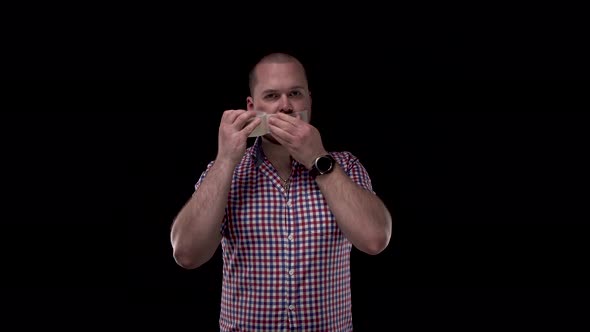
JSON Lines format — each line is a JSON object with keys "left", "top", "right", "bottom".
{"left": 194, "top": 137, "right": 374, "bottom": 331}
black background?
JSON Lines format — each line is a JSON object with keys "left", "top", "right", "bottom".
{"left": 2, "top": 5, "right": 589, "bottom": 331}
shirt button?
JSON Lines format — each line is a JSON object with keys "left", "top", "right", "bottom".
{"left": 289, "top": 304, "right": 295, "bottom": 310}
{"left": 286, "top": 200, "right": 292, "bottom": 207}
{"left": 288, "top": 234, "right": 294, "bottom": 241}
{"left": 288, "top": 269, "right": 294, "bottom": 276}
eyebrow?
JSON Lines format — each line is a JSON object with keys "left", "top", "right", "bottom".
{"left": 261, "top": 86, "right": 306, "bottom": 94}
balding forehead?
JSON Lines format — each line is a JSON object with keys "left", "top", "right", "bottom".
{"left": 249, "top": 53, "right": 309, "bottom": 96}
{"left": 255, "top": 63, "right": 307, "bottom": 85}
{"left": 255, "top": 59, "right": 304, "bottom": 74}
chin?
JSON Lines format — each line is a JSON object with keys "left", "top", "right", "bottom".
{"left": 263, "top": 134, "right": 281, "bottom": 145}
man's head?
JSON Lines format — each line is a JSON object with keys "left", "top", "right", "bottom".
{"left": 246, "top": 52, "right": 312, "bottom": 117}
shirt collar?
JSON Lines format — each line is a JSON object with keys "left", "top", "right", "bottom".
{"left": 250, "top": 136, "right": 265, "bottom": 168}
{"left": 249, "top": 136, "right": 305, "bottom": 169}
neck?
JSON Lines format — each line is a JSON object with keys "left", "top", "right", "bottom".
{"left": 261, "top": 136, "right": 292, "bottom": 172}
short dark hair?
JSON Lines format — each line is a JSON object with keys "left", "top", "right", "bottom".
{"left": 248, "top": 52, "right": 308, "bottom": 96}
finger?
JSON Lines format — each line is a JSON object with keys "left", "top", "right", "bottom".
{"left": 222, "top": 110, "right": 244, "bottom": 124}
{"left": 275, "top": 112, "right": 301, "bottom": 126}
{"left": 268, "top": 114, "right": 297, "bottom": 133}
{"left": 240, "top": 116, "right": 262, "bottom": 135}
{"left": 233, "top": 110, "right": 258, "bottom": 129}
{"left": 269, "top": 124, "right": 295, "bottom": 144}
{"left": 221, "top": 110, "right": 231, "bottom": 123}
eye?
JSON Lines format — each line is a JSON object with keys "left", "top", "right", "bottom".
{"left": 289, "top": 91, "right": 303, "bottom": 97}
{"left": 264, "top": 93, "right": 278, "bottom": 100}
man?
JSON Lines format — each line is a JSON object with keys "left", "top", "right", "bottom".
{"left": 170, "top": 52, "right": 392, "bottom": 331}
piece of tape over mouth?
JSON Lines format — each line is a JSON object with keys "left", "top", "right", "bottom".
{"left": 248, "top": 110, "right": 310, "bottom": 137}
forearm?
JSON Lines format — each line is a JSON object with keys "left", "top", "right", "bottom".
{"left": 315, "top": 163, "right": 392, "bottom": 255}
{"left": 171, "top": 159, "right": 234, "bottom": 268}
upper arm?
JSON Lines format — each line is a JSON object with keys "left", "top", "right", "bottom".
{"left": 193, "top": 160, "right": 230, "bottom": 236}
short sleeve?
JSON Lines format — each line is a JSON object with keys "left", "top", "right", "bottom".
{"left": 193, "top": 160, "right": 216, "bottom": 193}
{"left": 342, "top": 153, "right": 375, "bottom": 195}
{"left": 192, "top": 160, "right": 229, "bottom": 236}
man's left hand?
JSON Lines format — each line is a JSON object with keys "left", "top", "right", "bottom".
{"left": 268, "top": 112, "right": 327, "bottom": 169}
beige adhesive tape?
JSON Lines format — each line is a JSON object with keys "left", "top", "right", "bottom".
{"left": 248, "top": 110, "right": 310, "bottom": 137}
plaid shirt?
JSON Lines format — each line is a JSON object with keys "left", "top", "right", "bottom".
{"left": 194, "top": 137, "right": 375, "bottom": 331}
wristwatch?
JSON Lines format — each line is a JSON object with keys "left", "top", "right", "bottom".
{"left": 309, "top": 154, "right": 335, "bottom": 179}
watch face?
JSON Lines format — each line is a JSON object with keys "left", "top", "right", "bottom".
{"left": 317, "top": 156, "right": 333, "bottom": 173}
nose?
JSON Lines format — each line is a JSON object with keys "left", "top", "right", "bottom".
{"left": 278, "top": 94, "right": 293, "bottom": 114}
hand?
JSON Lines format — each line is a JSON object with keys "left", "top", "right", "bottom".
{"left": 216, "top": 110, "right": 261, "bottom": 167}
{"left": 267, "top": 112, "right": 328, "bottom": 169}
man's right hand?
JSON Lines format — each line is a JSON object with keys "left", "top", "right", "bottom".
{"left": 215, "top": 110, "right": 261, "bottom": 167}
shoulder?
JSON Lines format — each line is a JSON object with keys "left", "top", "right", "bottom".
{"left": 329, "top": 150, "right": 374, "bottom": 191}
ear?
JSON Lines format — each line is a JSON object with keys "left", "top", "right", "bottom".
{"left": 246, "top": 96, "right": 254, "bottom": 111}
